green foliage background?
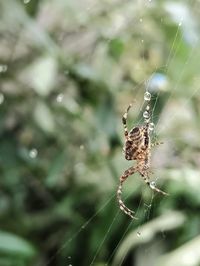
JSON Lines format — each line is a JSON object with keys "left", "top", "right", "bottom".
{"left": 1, "top": 0, "right": 200, "bottom": 265}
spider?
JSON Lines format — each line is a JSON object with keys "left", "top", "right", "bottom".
{"left": 117, "top": 102, "right": 168, "bottom": 219}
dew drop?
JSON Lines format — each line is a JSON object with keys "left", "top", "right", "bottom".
{"left": 178, "top": 22, "right": 182, "bottom": 26}
{"left": 56, "top": 93, "right": 63, "bottom": 103}
{"left": 0, "top": 93, "right": 4, "bottom": 105}
{"left": 0, "top": 64, "right": 8, "bottom": 73}
{"left": 143, "top": 111, "right": 149, "bottom": 119}
{"left": 24, "top": 0, "right": 31, "bottom": 4}
{"left": 120, "top": 206, "right": 124, "bottom": 211}
{"left": 141, "top": 39, "right": 144, "bottom": 43}
{"left": 150, "top": 181, "right": 156, "bottom": 189}
{"left": 139, "top": 18, "right": 143, "bottom": 22}
{"left": 29, "top": 148, "right": 38, "bottom": 159}
{"left": 80, "top": 145, "right": 84, "bottom": 150}
{"left": 146, "top": 105, "right": 150, "bottom": 111}
{"left": 149, "top": 122, "right": 155, "bottom": 131}
{"left": 68, "top": 264, "right": 72, "bottom": 266}
{"left": 137, "top": 231, "right": 141, "bottom": 237}
{"left": 68, "top": 256, "right": 71, "bottom": 259}
{"left": 144, "top": 91, "right": 151, "bottom": 101}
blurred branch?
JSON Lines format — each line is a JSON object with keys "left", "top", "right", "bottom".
{"left": 156, "top": 235, "right": 200, "bottom": 266}
{"left": 112, "top": 210, "right": 186, "bottom": 266}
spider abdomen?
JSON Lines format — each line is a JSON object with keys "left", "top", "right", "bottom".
{"left": 124, "top": 127, "right": 145, "bottom": 160}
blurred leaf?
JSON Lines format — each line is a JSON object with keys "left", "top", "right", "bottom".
{"left": 24, "top": 55, "right": 57, "bottom": 96}
{"left": 166, "top": 168, "right": 200, "bottom": 204}
{"left": 108, "top": 38, "right": 124, "bottom": 60}
{"left": 112, "top": 211, "right": 186, "bottom": 266}
{"left": 45, "top": 151, "right": 66, "bottom": 188}
{"left": 1, "top": 0, "right": 59, "bottom": 54}
{"left": 0, "top": 231, "right": 36, "bottom": 258}
{"left": 33, "top": 101, "right": 55, "bottom": 133}
{"left": 74, "top": 63, "right": 99, "bottom": 81}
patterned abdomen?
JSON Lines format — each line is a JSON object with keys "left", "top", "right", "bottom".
{"left": 124, "top": 126, "right": 144, "bottom": 160}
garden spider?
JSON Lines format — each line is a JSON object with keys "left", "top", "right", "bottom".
{"left": 117, "top": 102, "right": 168, "bottom": 219}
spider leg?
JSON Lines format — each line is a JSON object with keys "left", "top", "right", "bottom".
{"left": 117, "top": 166, "right": 138, "bottom": 219}
{"left": 151, "top": 141, "right": 164, "bottom": 148}
{"left": 149, "top": 182, "right": 169, "bottom": 196}
{"left": 139, "top": 171, "right": 168, "bottom": 196}
{"left": 122, "top": 103, "right": 132, "bottom": 139}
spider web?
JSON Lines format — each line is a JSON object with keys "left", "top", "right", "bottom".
{"left": 2, "top": 0, "right": 200, "bottom": 265}
{"left": 46, "top": 1, "right": 199, "bottom": 265}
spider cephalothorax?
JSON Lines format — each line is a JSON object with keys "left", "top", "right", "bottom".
{"left": 117, "top": 103, "right": 168, "bottom": 219}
